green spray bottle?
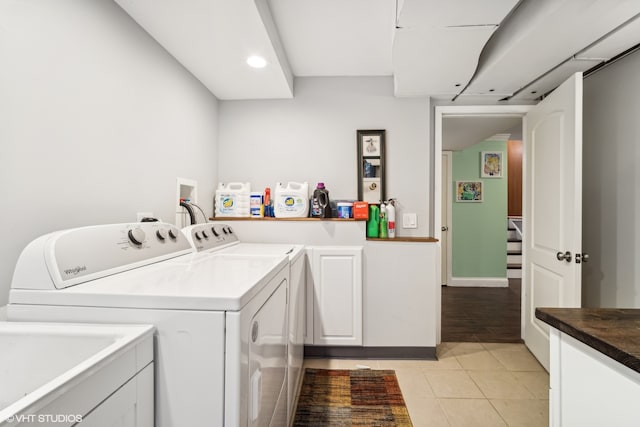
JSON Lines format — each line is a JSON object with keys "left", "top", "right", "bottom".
{"left": 379, "top": 202, "right": 388, "bottom": 238}
{"left": 366, "top": 204, "right": 380, "bottom": 237}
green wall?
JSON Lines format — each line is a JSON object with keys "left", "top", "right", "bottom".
{"left": 452, "top": 139, "right": 507, "bottom": 278}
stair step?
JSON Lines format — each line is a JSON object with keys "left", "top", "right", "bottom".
{"left": 507, "top": 250, "right": 522, "bottom": 255}
{"left": 507, "top": 268, "right": 522, "bottom": 278}
{"left": 507, "top": 263, "right": 522, "bottom": 269}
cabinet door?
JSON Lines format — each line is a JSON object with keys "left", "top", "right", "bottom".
{"left": 310, "top": 246, "right": 363, "bottom": 346}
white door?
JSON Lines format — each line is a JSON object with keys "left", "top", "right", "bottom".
{"left": 441, "top": 151, "right": 452, "bottom": 285}
{"left": 524, "top": 73, "right": 583, "bottom": 371}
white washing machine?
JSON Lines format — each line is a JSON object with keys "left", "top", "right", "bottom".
{"left": 182, "top": 223, "right": 306, "bottom": 425}
{"left": 7, "top": 222, "right": 289, "bottom": 427}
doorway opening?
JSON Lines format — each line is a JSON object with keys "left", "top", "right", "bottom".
{"left": 434, "top": 106, "right": 532, "bottom": 344}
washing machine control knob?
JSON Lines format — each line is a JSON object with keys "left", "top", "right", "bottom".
{"left": 202, "top": 230, "right": 209, "bottom": 238}
{"left": 168, "top": 229, "right": 178, "bottom": 239}
{"left": 156, "top": 229, "right": 167, "bottom": 240}
{"left": 128, "top": 228, "right": 145, "bottom": 246}
{"left": 195, "top": 231, "right": 202, "bottom": 241}
{"left": 222, "top": 227, "right": 228, "bottom": 234}
{"left": 211, "top": 227, "right": 219, "bottom": 237}
{"left": 227, "top": 227, "right": 234, "bottom": 234}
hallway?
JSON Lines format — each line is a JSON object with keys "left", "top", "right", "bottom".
{"left": 442, "top": 279, "right": 522, "bottom": 343}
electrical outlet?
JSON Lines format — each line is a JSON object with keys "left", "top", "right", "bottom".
{"left": 402, "top": 213, "right": 417, "bottom": 229}
{"left": 137, "top": 212, "right": 154, "bottom": 222}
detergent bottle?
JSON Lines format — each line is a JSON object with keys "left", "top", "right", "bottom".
{"left": 274, "top": 182, "right": 309, "bottom": 218}
{"left": 311, "top": 182, "right": 331, "bottom": 218}
{"left": 215, "top": 182, "right": 250, "bottom": 217}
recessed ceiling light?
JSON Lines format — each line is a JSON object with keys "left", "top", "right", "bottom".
{"left": 247, "top": 56, "right": 267, "bottom": 68}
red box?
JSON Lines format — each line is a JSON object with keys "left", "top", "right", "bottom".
{"left": 353, "top": 201, "right": 369, "bottom": 219}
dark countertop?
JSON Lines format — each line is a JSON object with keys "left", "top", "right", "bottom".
{"left": 536, "top": 307, "right": 640, "bottom": 374}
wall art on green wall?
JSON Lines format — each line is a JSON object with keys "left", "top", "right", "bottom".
{"left": 456, "top": 181, "right": 483, "bottom": 202}
{"left": 480, "top": 151, "right": 503, "bottom": 178}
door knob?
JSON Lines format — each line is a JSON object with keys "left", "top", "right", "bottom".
{"left": 576, "top": 253, "right": 590, "bottom": 264}
{"left": 556, "top": 251, "right": 572, "bottom": 262}
{"left": 441, "top": 226, "right": 449, "bottom": 231}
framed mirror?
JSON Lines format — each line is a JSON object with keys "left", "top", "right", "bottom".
{"left": 357, "top": 129, "right": 385, "bottom": 203}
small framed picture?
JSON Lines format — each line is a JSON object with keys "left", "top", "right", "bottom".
{"left": 456, "top": 181, "right": 483, "bottom": 202}
{"left": 359, "top": 132, "right": 382, "bottom": 157}
{"left": 481, "top": 151, "right": 503, "bottom": 178}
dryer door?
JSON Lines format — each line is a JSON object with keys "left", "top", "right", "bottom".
{"left": 248, "top": 278, "right": 288, "bottom": 427}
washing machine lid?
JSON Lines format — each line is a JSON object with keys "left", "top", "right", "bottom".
{"left": 10, "top": 254, "right": 288, "bottom": 311}
{"left": 221, "top": 243, "right": 305, "bottom": 261}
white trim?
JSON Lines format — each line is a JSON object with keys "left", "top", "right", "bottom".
{"left": 449, "top": 277, "right": 509, "bottom": 288}
{"left": 0, "top": 305, "right": 6, "bottom": 321}
{"left": 442, "top": 151, "right": 453, "bottom": 286}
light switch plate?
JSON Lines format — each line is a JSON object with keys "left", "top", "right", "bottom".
{"left": 403, "top": 213, "right": 417, "bottom": 229}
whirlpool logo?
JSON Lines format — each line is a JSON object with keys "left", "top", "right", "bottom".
{"left": 64, "top": 266, "right": 87, "bottom": 276}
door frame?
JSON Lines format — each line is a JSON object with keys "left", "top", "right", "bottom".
{"left": 441, "top": 150, "right": 453, "bottom": 286}
{"left": 434, "top": 105, "right": 532, "bottom": 344}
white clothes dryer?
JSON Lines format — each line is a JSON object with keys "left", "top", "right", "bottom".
{"left": 182, "top": 223, "right": 306, "bottom": 424}
{"left": 7, "top": 222, "right": 289, "bottom": 427}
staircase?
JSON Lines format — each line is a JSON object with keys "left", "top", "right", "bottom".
{"left": 507, "top": 217, "right": 522, "bottom": 278}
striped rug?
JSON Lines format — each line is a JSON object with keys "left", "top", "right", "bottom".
{"left": 293, "top": 368, "right": 413, "bottom": 426}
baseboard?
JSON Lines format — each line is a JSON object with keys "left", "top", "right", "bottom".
{"left": 448, "top": 277, "right": 509, "bottom": 287}
{"left": 0, "top": 305, "right": 6, "bottom": 321}
{"left": 304, "top": 346, "right": 436, "bottom": 360}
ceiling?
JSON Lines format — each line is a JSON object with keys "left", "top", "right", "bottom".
{"left": 443, "top": 116, "right": 522, "bottom": 151}
{"left": 113, "top": 0, "right": 640, "bottom": 101}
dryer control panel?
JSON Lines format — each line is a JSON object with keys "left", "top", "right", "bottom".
{"left": 181, "top": 223, "right": 239, "bottom": 253}
{"left": 11, "top": 222, "right": 192, "bottom": 290}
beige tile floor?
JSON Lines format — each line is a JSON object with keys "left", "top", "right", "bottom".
{"left": 302, "top": 342, "right": 549, "bottom": 427}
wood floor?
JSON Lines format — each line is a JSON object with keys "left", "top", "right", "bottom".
{"left": 441, "top": 279, "right": 522, "bottom": 343}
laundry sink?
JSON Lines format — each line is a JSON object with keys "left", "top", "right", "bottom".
{"left": 0, "top": 322, "right": 154, "bottom": 426}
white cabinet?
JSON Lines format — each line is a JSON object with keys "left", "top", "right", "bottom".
{"left": 549, "top": 328, "right": 640, "bottom": 426}
{"left": 306, "top": 246, "right": 363, "bottom": 346}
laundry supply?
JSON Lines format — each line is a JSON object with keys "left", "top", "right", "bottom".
{"left": 274, "top": 182, "right": 309, "bottom": 218}
{"left": 337, "top": 202, "right": 353, "bottom": 218}
{"left": 215, "top": 182, "right": 250, "bottom": 217}
{"left": 310, "top": 182, "right": 331, "bottom": 218}
{"left": 387, "top": 199, "right": 396, "bottom": 238}
{"left": 250, "top": 192, "right": 263, "bottom": 217}
{"left": 353, "top": 201, "right": 369, "bottom": 219}
{"left": 366, "top": 204, "right": 380, "bottom": 237}
{"left": 263, "top": 187, "right": 272, "bottom": 217}
{"left": 379, "top": 202, "right": 388, "bottom": 238}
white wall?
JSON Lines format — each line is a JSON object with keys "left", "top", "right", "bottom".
{"left": 582, "top": 49, "right": 640, "bottom": 307}
{"left": 0, "top": 0, "right": 219, "bottom": 306}
{"left": 218, "top": 77, "right": 431, "bottom": 236}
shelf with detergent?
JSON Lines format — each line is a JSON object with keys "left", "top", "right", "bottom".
{"left": 209, "top": 217, "right": 366, "bottom": 221}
